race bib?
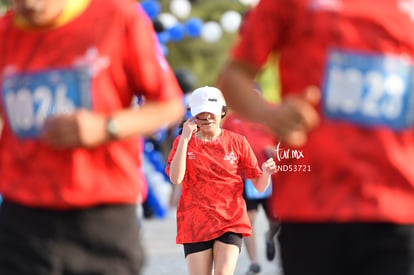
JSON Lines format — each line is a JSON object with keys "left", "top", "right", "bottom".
{"left": 2, "top": 68, "right": 92, "bottom": 139}
{"left": 322, "top": 49, "right": 414, "bottom": 130}
{"left": 245, "top": 178, "right": 272, "bottom": 199}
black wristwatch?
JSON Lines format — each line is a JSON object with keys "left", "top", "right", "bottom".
{"left": 106, "top": 117, "right": 119, "bottom": 140}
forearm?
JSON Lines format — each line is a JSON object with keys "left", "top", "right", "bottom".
{"left": 253, "top": 172, "right": 272, "bottom": 192}
{"left": 217, "top": 61, "right": 278, "bottom": 123}
{"left": 168, "top": 138, "right": 189, "bottom": 185}
{"left": 110, "top": 98, "right": 185, "bottom": 139}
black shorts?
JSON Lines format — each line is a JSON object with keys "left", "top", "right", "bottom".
{"left": 183, "top": 232, "right": 242, "bottom": 258}
{"left": 279, "top": 222, "right": 414, "bottom": 275}
{"left": 0, "top": 201, "right": 144, "bottom": 275}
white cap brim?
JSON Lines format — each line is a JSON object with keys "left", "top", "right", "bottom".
{"left": 191, "top": 103, "right": 223, "bottom": 117}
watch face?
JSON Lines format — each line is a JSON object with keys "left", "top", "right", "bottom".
{"left": 106, "top": 118, "right": 118, "bottom": 139}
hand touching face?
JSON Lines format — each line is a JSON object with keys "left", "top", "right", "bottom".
{"left": 181, "top": 118, "right": 198, "bottom": 140}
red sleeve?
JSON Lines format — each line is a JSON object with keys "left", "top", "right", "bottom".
{"left": 238, "top": 135, "right": 262, "bottom": 179}
{"left": 124, "top": 4, "right": 183, "bottom": 102}
{"left": 165, "top": 135, "right": 180, "bottom": 177}
{"left": 231, "top": 0, "right": 293, "bottom": 68}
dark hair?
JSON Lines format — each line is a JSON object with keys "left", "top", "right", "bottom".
{"left": 221, "top": 106, "right": 228, "bottom": 118}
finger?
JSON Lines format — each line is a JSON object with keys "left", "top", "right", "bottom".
{"left": 302, "top": 85, "right": 321, "bottom": 106}
{"left": 296, "top": 86, "right": 321, "bottom": 130}
{"left": 41, "top": 119, "right": 79, "bottom": 148}
{"left": 40, "top": 118, "right": 60, "bottom": 141}
{"left": 265, "top": 160, "right": 275, "bottom": 168}
{"left": 41, "top": 127, "right": 71, "bottom": 148}
{"left": 295, "top": 102, "right": 320, "bottom": 131}
{"left": 186, "top": 117, "right": 198, "bottom": 126}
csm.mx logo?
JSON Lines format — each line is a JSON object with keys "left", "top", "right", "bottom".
{"left": 275, "top": 142, "right": 304, "bottom": 161}
{"left": 274, "top": 142, "right": 311, "bottom": 172}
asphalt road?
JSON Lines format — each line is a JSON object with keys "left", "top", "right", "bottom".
{"left": 140, "top": 208, "right": 284, "bottom": 275}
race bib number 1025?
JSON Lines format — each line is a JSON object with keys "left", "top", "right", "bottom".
{"left": 1, "top": 68, "right": 92, "bottom": 139}
{"left": 322, "top": 49, "right": 414, "bottom": 130}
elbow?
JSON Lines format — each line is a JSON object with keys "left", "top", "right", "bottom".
{"left": 169, "top": 170, "right": 183, "bottom": 185}
{"left": 168, "top": 159, "right": 186, "bottom": 185}
{"left": 169, "top": 176, "right": 182, "bottom": 185}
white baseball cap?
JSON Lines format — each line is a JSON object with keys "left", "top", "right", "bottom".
{"left": 189, "top": 86, "right": 226, "bottom": 116}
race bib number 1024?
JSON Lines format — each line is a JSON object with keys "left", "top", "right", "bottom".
{"left": 322, "top": 49, "right": 414, "bottom": 130}
{"left": 1, "top": 68, "right": 92, "bottom": 139}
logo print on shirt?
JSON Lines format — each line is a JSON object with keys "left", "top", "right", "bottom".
{"left": 187, "top": 152, "right": 196, "bottom": 159}
{"left": 275, "top": 142, "right": 304, "bottom": 161}
{"left": 224, "top": 151, "right": 237, "bottom": 164}
{"left": 73, "top": 47, "right": 110, "bottom": 77}
{"left": 398, "top": 0, "right": 414, "bottom": 22}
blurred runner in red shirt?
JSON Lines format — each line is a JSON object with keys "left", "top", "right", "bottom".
{"left": 218, "top": 0, "right": 414, "bottom": 274}
{"left": 0, "top": 0, "right": 184, "bottom": 274}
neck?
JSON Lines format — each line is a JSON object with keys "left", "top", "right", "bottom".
{"left": 14, "top": 0, "right": 90, "bottom": 29}
{"left": 195, "top": 129, "right": 222, "bottom": 142}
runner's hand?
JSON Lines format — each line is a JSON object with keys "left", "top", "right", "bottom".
{"left": 181, "top": 117, "right": 198, "bottom": 141}
{"left": 261, "top": 157, "right": 277, "bottom": 174}
{"left": 267, "top": 86, "right": 320, "bottom": 147}
{"left": 40, "top": 109, "right": 106, "bottom": 149}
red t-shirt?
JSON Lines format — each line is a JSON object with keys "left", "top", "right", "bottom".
{"left": 222, "top": 112, "right": 277, "bottom": 165}
{"left": 0, "top": 0, "right": 183, "bottom": 209}
{"left": 165, "top": 129, "right": 261, "bottom": 243}
{"left": 232, "top": 0, "right": 414, "bottom": 223}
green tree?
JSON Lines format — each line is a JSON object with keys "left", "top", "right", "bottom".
{"left": 0, "top": 0, "right": 10, "bottom": 14}
{"left": 158, "top": 0, "right": 247, "bottom": 87}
